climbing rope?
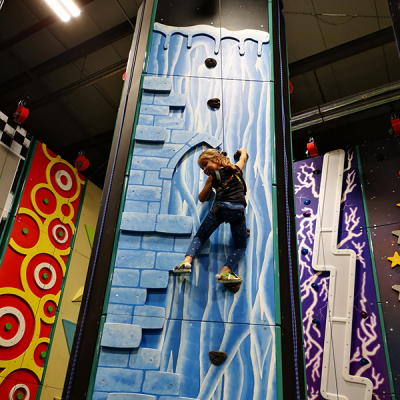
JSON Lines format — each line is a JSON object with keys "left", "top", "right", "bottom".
{"left": 219, "top": 0, "right": 225, "bottom": 152}
{"left": 276, "top": 2, "right": 301, "bottom": 397}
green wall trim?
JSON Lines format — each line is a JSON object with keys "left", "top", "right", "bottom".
{"left": 275, "top": 326, "right": 284, "bottom": 400}
{"left": 87, "top": 315, "right": 106, "bottom": 398}
{"left": 272, "top": 185, "right": 281, "bottom": 325}
{"left": 355, "top": 146, "right": 395, "bottom": 395}
{"left": 36, "top": 176, "right": 88, "bottom": 400}
{"left": 0, "top": 139, "right": 37, "bottom": 268}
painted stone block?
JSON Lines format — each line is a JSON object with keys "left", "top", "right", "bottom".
{"left": 107, "top": 304, "right": 134, "bottom": 316}
{"left": 155, "top": 252, "right": 185, "bottom": 270}
{"left": 138, "top": 115, "right": 154, "bottom": 126}
{"left": 132, "top": 315, "right": 164, "bottom": 330}
{"left": 155, "top": 215, "right": 192, "bottom": 234}
{"left": 167, "top": 145, "right": 190, "bottom": 168}
{"left": 124, "top": 200, "right": 148, "bottom": 213}
{"left": 160, "top": 168, "right": 174, "bottom": 179}
{"left": 139, "top": 105, "right": 169, "bottom": 116}
{"left": 140, "top": 270, "right": 169, "bottom": 288}
{"left": 141, "top": 92, "right": 154, "bottom": 104}
{"left": 98, "top": 348, "right": 130, "bottom": 368}
{"left": 134, "top": 306, "right": 165, "bottom": 318}
{"left": 135, "top": 125, "right": 168, "bottom": 142}
{"left": 142, "top": 234, "right": 174, "bottom": 251}
{"left": 188, "top": 133, "right": 221, "bottom": 149}
{"left": 126, "top": 186, "right": 162, "bottom": 202}
{"left": 135, "top": 143, "right": 184, "bottom": 158}
{"left": 112, "top": 268, "right": 140, "bottom": 287}
{"left": 101, "top": 323, "right": 142, "bottom": 348}
{"left": 129, "top": 348, "right": 161, "bottom": 370}
{"left": 106, "top": 314, "right": 132, "bottom": 324}
{"left": 148, "top": 202, "right": 160, "bottom": 214}
{"left": 153, "top": 93, "right": 186, "bottom": 107}
{"left": 128, "top": 170, "right": 144, "bottom": 184}
{"left": 94, "top": 367, "right": 143, "bottom": 392}
{"left": 121, "top": 212, "right": 156, "bottom": 232}
{"left": 159, "top": 180, "right": 171, "bottom": 214}
{"left": 170, "top": 130, "right": 197, "bottom": 144}
{"left": 144, "top": 171, "right": 163, "bottom": 187}
{"left": 143, "top": 76, "right": 172, "bottom": 92}
{"left": 109, "top": 288, "right": 147, "bottom": 305}
{"left": 131, "top": 156, "right": 169, "bottom": 170}
{"left": 154, "top": 116, "right": 184, "bottom": 130}
{"left": 115, "top": 249, "right": 156, "bottom": 269}
{"left": 118, "top": 232, "right": 142, "bottom": 250}
{"left": 142, "top": 371, "right": 181, "bottom": 395}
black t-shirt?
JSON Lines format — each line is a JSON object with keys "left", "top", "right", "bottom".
{"left": 210, "top": 167, "right": 247, "bottom": 206}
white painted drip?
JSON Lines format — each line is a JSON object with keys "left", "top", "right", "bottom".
{"left": 154, "top": 22, "right": 269, "bottom": 56}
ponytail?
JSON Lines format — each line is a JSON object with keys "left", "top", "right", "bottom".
{"left": 197, "top": 149, "right": 238, "bottom": 171}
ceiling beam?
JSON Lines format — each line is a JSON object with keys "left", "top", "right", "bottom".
{"left": 0, "top": 16, "right": 135, "bottom": 96}
{"left": 289, "top": 26, "right": 395, "bottom": 77}
{"left": 0, "top": 0, "right": 95, "bottom": 53}
{"left": 387, "top": 0, "right": 400, "bottom": 57}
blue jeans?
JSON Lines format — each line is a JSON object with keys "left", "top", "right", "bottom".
{"left": 185, "top": 202, "right": 247, "bottom": 270}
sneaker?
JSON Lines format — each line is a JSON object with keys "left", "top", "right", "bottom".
{"left": 215, "top": 271, "right": 242, "bottom": 283}
{"left": 173, "top": 262, "right": 191, "bottom": 274}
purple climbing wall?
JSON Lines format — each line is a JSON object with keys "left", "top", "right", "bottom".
{"left": 293, "top": 148, "right": 392, "bottom": 400}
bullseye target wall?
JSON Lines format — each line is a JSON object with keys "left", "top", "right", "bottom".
{"left": 0, "top": 139, "right": 102, "bottom": 400}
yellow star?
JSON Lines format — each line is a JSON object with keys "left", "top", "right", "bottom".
{"left": 393, "top": 285, "right": 400, "bottom": 300}
{"left": 388, "top": 252, "right": 400, "bottom": 268}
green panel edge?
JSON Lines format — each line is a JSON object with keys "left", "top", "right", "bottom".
{"left": 86, "top": 2, "right": 159, "bottom": 398}
{"left": 356, "top": 146, "right": 394, "bottom": 396}
{"left": 86, "top": 315, "right": 106, "bottom": 398}
{"left": 36, "top": 175, "right": 88, "bottom": 400}
{"left": 272, "top": 185, "right": 281, "bottom": 325}
{"left": 275, "top": 325, "right": 283, "bottom": 400}
{"left": 0, "top": 139, "right": 37, "bottom": 267}
{"left": 355, "top": 146, "right": 395, "bottom": 395}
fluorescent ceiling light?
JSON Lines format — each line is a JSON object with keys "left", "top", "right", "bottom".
{"left": 60, "top": 0, "right": 81, "bottom": 17}
{"left": 45, "top": 0, "right": 81, "bottom": 22}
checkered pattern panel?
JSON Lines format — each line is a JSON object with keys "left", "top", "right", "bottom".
{"left": 0, "top": 111, "right": 32, "bottom": 159}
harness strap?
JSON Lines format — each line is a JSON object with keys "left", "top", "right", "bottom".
{"left": 214, "top": 168, "right": 247, "bottom": 194}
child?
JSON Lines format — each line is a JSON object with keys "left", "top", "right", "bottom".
{"left": 173, "top": 148, "right": 248, "bottom": 283}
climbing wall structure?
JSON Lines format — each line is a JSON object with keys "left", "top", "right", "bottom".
{"left": 293, "top": 146, "right": 396, "bottom": 400}
{"left": 64, "top": 1, "right": 305, "bottom": 399}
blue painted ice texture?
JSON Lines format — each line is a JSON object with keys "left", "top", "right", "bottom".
{"left": 293, "top": 150, "right": 391, "bottom": 399}
{"left": 101, "top": 323, "right": 142, "bottom": 348}
{"left": 93, "top": 22, "right": 275, "bottom": 400}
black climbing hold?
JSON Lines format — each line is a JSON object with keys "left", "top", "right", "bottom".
{"left": 360, "top": 358, "right": 369, "bottom": 365}
{"left": 303, "top": 211, "right": 311, "bottom": 217}
{"left": 207, "top": 98, "right": 220, "bottom": 109}
{"left": 375, "top": 153, "right": 384, "bottom": 162}
{"left": 247, "top": 228, "right": 250, "bottom": 238}
{"left": 209, "top": 351, "right": 227, "bottom": 365}
{"left": 312, "top": 318, "right": 320, "bottom": 325}
{"left": 303, "top": 199, "right": 311, "bottom": 205}
{"left": 311, "top": 282, "right": 318, "bottom": 291}
{"left": 301, "top": 248, "right": 308, "bottom": 255}
{"left": 359, "top": 311, "right": 368, "bottom": 319}
{"left": 312, "top": 169, "right": 321, "bottom": 175}
{"left": 205, "top": 58, "right": 217, "bottom": 68}
{"left": 233, "top": 151, "right": 249, "bottom": 161}
{"left": 224, "top": 282, "right": 241, "bottom": 293}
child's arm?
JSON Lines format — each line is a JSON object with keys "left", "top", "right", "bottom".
{"left": 198, "top": 175, "right": 214, "bottom": 202}
{"left": 235, "top": 148, "right": 248, "bottom": 171}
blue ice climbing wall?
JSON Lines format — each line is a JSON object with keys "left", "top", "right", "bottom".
{"left": 92, "top": 21, "right": 276, "bottom": 400}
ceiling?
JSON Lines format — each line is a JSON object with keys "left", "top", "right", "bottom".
{"left": 0, "top": 0, "right": 399, "bottom": 187}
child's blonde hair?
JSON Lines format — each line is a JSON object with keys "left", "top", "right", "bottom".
{"left": 197, "top": 149, "right": 237, "bottom": 170}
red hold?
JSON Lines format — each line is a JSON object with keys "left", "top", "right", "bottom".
{"left": 75, "top": 155, "right": 90, "bottom": 171}
{"left": 306, "top": 140, "right": 319, "bottom": 158}
{"left": 289, "top": 80, "right": 293, "bottom": 94}
{"left": 13, "top": 105, "right": 29, "bottom": 124}
{"left": 391, "top": 115, "right": 400, "bottom": 137}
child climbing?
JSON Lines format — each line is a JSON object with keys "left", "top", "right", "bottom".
{"left": 173, "top": 148, "right": 248, "bottom": 283}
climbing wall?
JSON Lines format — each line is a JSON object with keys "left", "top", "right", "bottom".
{"left": 358, "top": 136, "right": 400, "bottom": 399}
{"left": 0, "top": 143, "right": 85, "bottom": 400}
{"left": 293, "top": 148, "right": 392, "bottom": 400}
{"left": 92, "top": 3, "right": 278, "bottom": 400}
